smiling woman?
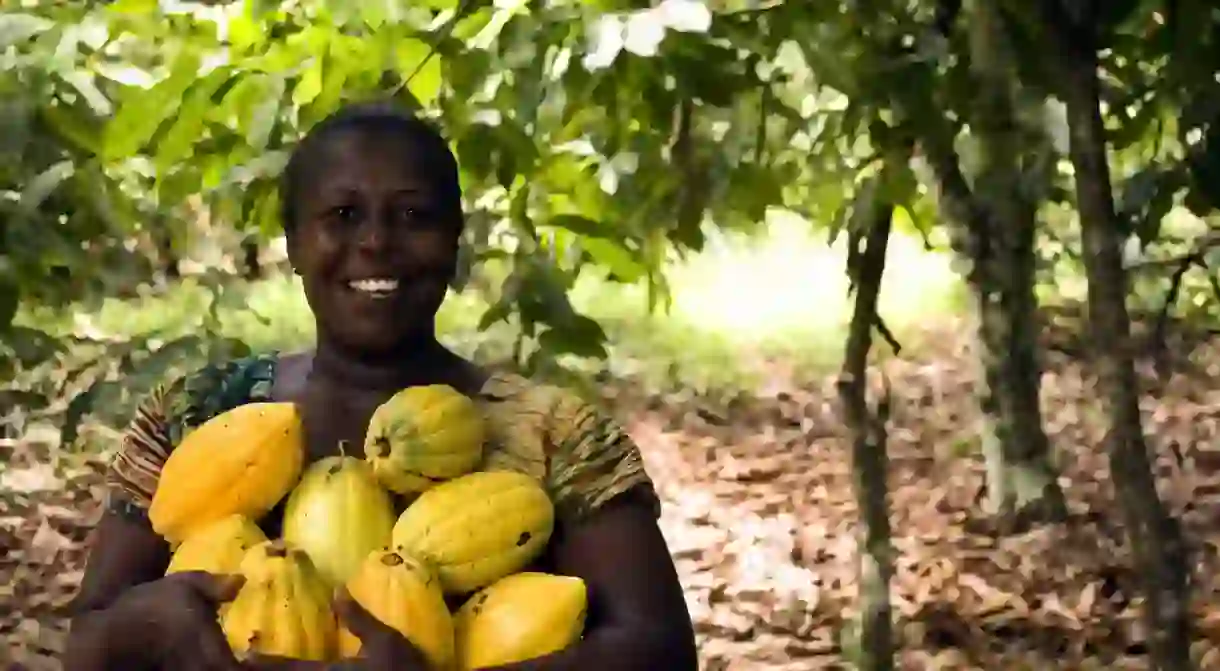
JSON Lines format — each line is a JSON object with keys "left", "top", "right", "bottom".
{"left": 62, "top": 102, "right": 698, "bottom": 671}
{"left": 281, "top": 107, "right": 464, "bottom": 355}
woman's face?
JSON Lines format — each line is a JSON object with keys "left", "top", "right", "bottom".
{"left": 287, "top": 128, "right": 460, "bottom": 355}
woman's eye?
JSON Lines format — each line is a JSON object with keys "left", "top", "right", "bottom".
{"left": 328, "top": 205, "right": 357, "bottom": 222}
{"left": 400, "top": 207, "right": 439, "bottom": 226}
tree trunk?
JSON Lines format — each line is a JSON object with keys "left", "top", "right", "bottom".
{"left": 836, "top": 181, "right": 894, "bottom": 671}
{"left": 242, "top": 238, "right": 263, "bottom": 280}
{"left": 154, "top": 225, "right": 180, "bottom": 281}
{"left": 965, "top": 0, "right": 1068, "bottom": 526}
{"left": 1056, "top": 14, "right": 1194, "bottom": 671}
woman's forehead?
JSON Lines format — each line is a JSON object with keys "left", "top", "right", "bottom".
{"left": 301, "top": 129, "right": 445, "bottom": 193}
{"left": 314, "top": 127, "right": 439, "bottom": 170}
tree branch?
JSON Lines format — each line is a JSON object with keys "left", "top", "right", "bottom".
{"left": 1141, "top": 229, "right": 1220, "bottom": 377}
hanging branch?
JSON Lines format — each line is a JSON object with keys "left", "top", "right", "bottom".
{"left": 842, "top": 178, "right": 904, "bottom": 357}
{"left": 1138, "top": 229, "right": 1220, "bottom": 377}
{"left": 390, "top": 0, "right": 488, "bottom": 99}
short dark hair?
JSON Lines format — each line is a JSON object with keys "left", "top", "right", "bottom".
{"left": 278, "top": 102, "right": 462, "bottom": 232}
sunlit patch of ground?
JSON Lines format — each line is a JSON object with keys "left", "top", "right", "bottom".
{"left": 643, "top": 211, "right": 962, "bottom": 345}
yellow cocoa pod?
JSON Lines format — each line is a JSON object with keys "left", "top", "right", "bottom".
{"left": 339, "top": 549, "right": 455, "bottom": 669}
{"left": 364, "top": 385, "right": 485, "bottom": 496}
{"left": 282, "top": 455, "right": 396, "bottom": 587}
{"left": 165, "top": 514, "right": 267, "bottom": 577}
{"left": 391, "top": 471, "right": 554, "bottom": 595}
{"left": 222, "top": 540, "right": 338, "bottom": 662}
{"left": 150, "top": 402, "right": 304, "bottom": 546}
{"left": 454, "top": 572, "right": 587, "bottom": 670}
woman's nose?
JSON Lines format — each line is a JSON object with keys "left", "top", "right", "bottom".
{"left": 354, "top": 211, "right": 392, "bottom": 253}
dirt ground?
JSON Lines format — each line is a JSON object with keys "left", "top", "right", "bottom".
{"left": 3, "top": 323, "right": 1220, "bottom": 669}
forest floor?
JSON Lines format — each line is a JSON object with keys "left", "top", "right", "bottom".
{"left": 3, "top": 319, "right": 1220, "bottom": 670}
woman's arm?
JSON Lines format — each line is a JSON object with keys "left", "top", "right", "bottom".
{"left": 65, "top": 511, "right": 245, "bottom": 671}
{"left": 484, "top": 491, "right": 698, "bottom": 671}
{"left": 482, "top": 383, "right": 697, "bottom": 671}
{"left": 64, "top": 372, "right": 203, "bottom": 670}
{"left": 63, "top": 508, "right": 173, "bottom": 670}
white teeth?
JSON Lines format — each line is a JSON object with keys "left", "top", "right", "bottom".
{"left": 349, "top": 278, "right": 399, "bottom": 294}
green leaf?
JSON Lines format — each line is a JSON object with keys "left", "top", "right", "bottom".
{"left": 154, "top": 69, "right": 233, "bottom": 176}
{"left": 104, "top": 49, "right": 202, "bottom": 160}
{"left": 247, "top": 74, "right": 286, "bottom": 150}
{"left": 581, "top": 237, "right": 647, "bottom": 282}
{"left": 359, "top": 0, "right": 390, "bottom": 29}
{"left": 395, "top": 39, "right": 443, "bottom": 108}
{"left": 156, "top": 167, "right": 203, "bottom": 207}
{"left": 39, "top": 102, "right": 102, "bottom": 156}
{"left": 538, "top": 314, "right": 608, "bottom": 359}
{"left": 293, "top": 59, "right": 325, "bottom": 106}
{"left": 60, "top": 69, "right": 112, "bottom": 116}
{"left": 879, "top": 161, "right": 919, "bottom": 207}
{"left": 227, "top": 8, "right": 263, "bottom": 53}
{"left": 548, "top": 214, "right": 615, "bottom": 238}
{"left": 308, "top": 41, "right": 354, "bottom": 122}
{"left": 254, "top": 187, "right": 282, "bottom": 237}
{"left": 722, "top": 162, "right": 783, "bottom": 226}
{"left": 0, "top": 13, "right": 54, "bottom": 50}
{"left": 103, "top": 0, "right": 160, "bottom": 15}
{"left": 477, "top": 297, "right": 514, "bottom": 332}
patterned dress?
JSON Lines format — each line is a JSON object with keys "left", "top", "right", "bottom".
{"left": 105, "top": 353, "right": 659, "bottom": 534}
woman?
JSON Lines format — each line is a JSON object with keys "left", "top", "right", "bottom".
{"left": 63, "top": 103, "right": 698, "bottom": 671}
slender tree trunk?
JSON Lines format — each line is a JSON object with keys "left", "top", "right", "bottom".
{"left": 1056, "top": 16, "right": 1193, "bottom": 671}
{"left": 242, "top": 238, "right": 263, "bottom": 280}
{"left": 836, "top": 181, "right": 894, "bottom": 671}
{"left": 154, "top": 225, "right": 180, "bottom": 281}
{"left": 966, "top": 0, "right": 1067, "bottom": 525}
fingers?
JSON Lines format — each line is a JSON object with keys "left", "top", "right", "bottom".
{"left": 242, "top": 653, "right": 312, "bottom": 670}
{"left": 332, "top": 588, "right": 384, "bottom": 640}
{"left": 176, "top": 571, "right": 247, "bottom": 604}
{"left": 245, "top": 656, "right": 358, "bottom": 671}
{"left": 333, "top": 590, "right": 430, "bottom": 668}
{"left": 172, "top": 615, "right": 241, "bottom": 671}
{"left": 196, "top": 617, "right": 244, "bottom": 671}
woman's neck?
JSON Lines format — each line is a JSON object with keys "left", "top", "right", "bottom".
{"left": 309, "top": 334, "right": 453, "bottom": 393}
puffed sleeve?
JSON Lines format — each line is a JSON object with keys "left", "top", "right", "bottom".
{"left": 542, "top": 389, "right": 661, "bottom": 525}
{"left": 104, "top": 375, "right": 190, "bottom": 522}
{"left": 102, "top": 354, "right": 278, "bottom": 523}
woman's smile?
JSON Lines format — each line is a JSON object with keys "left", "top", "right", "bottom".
{"left": 347, "top": 277, "right": 400, "bottom": 299}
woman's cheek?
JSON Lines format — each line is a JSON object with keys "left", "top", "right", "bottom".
{"left": 409, "top": 233, "right": 459, "bottom": 269}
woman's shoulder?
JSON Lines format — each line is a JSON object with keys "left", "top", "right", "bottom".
{"left": 476, "top": 369, "right": 619, "bottom": 440}
{"left": 474, "top": 369, "right": 631, "bottom": 465}
{"left": 474, "top": 369, "right": 659, "bottom": 522}
{"left": 476, "top": 368, "right": 598, "bottom": 411}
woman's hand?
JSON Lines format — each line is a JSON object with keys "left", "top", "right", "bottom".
{"left": 331, "top": 588, "right": 431, "bottom": 670}
{"left": 244, "top": 589, "right": 429, "bottom": 671}
{"left": 110, "top": 570, "right": 245, "bottom": 670}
